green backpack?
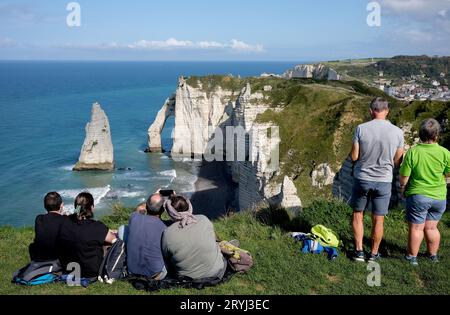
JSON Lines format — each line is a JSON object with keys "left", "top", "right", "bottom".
{"left": 309, "top": 225, "right": 340, "bottom": 248}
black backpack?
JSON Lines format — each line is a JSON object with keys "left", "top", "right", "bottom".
{"left": 128, "top": 267, "right": 235, "bottom": 291}
{"left": 98, "top": 239, "right": 128, "bottom": 284}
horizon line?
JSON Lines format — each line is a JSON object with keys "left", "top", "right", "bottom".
{"left": 1, "top": 54, "right": 447, "bottom": 63}
{"left": 0, "top": 57, "right": 393, "bottom": 63}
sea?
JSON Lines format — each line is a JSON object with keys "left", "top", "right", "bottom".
{"left": 0, "top": 61, "right": 298, "bottom": 226}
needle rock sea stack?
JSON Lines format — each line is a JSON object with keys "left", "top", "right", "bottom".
{"left": 73, "top": 102, "right": 114, "bottom": 171}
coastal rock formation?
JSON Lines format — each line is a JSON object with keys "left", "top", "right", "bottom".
{"left": 148, "top": 77, "right": 298, "bottom": 212}
{"left": 147, "top": 94, "right": 175, "bottom": 152}
{"left": 172, "top": 77, "right": 236, "bottom": 156}
{"left": 278, "top": 176, "right": 302, "bottom": 215}
{"left": 283, "top": 64, "right": 341, "bottom": 81}
{"left": 73, "top": 102, "right": 114, "bottom": 171}
{"left": 311, "top": 163, "right": 335, "bottom": 188}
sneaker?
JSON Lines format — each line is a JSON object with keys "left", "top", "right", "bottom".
{"left": 404, "top": 255, "right": 419, "bottom": 266}
{"left": 352, "top": 250, "right": 366, "bottom": 262}
{"left": 368, "top": 252, "right": 382, "bottom": 262}
{"left": 427, "top": 254, "right": 439, "bottom": 263}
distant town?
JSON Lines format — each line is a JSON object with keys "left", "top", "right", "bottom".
{"left": 373, "top": 71, "right": 450, "bottom": 101}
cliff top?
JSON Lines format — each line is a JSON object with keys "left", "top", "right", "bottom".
{"left": 184, "top": 74, "right": 449, "bottom": 204}
{"left": 2, "top": 200, "right": 449, "bottom": 294}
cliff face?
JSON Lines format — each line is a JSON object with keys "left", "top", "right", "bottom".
{"left": 74, "top": 102, "right": 114, "bottom": 171}
{"left": 148, "top": 75, "right": 449, "bottom": 213}
{"left": 171, "top": 77, "right": 236, "bottom": 156}
{"left": 147, "top": 94, "right": 175, "bottom": 152}
{"left": 148, "top": 77, "right": 301, "bottom": 213}
{"left": 283, "top": 64, "right": 340, "bottom": 81}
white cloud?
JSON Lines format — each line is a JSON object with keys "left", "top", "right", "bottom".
{"left": 127, "top": 38, "right": 264, "bottom": 52}
{"left": 380, "top": 0, "right": 450, "bottom": 19}
{"left": 61, "top": 38, "right": 265, "bottom": 53}
{"left": 128, "top": 38, "right": 194, "bottom": 49}
{"left": 197, "top": 41, "right": 226, "bottom": 49}
{"left": 229, "top": 39, "right": 265, "bottom": 52}
{"left": 378, "top": 0, "right": 450, "bottom": 52}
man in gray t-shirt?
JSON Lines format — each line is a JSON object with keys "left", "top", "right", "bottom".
{"left": 350, "top": 97, "right": 404, "bottom": 262}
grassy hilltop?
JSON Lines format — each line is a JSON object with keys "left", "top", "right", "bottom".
{"left": 1, "top": 202, "right": 450, "bottom": 295}
{"left": 324, "top": 55, "right": 450, "bottom": 86}
{"left": 187, "top": 75, "right": 449, "bottom": 205}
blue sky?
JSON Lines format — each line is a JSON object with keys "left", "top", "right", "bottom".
{"left": 0, "top": 0, "right": 449, "bottom": 61}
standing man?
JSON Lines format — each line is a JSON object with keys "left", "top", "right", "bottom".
{"left": 350, "top": 97, "right": 404, "bottom": 262}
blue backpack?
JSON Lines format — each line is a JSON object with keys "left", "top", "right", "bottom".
{"left": 12, "top": 260, "right": 62, "bottom": 286}
{"left": 301, "top": 239, "right": 338, "bottom": 261}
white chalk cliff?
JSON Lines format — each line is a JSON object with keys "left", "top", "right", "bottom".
{"left": 74, "top": 102, "right": 114, "bottom": 171}
{"left": 148, "top": 77, "right": 302, "bottom": 212}
{"left": 283, "top": 64, "right": 340, "bottom": 81}
{"left": 148, "top": 94, "right": 175, "bottom": 152}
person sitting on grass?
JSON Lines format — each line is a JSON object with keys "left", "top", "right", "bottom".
{"left": 161, "top": 195, "right": 227, "bottom": 280}
{"left": 57, "top": 192, "right": 117, "bottom": 281}
{"left": 126, "top": 193, "right": 168, "bottom": 280}
{"left": 117, "top": 202, "right": 147, "bottom": 242}
{"left": 29, "top": 192, "right": 68, "bottom": 262}
{"left": 400, "top": 118, "right": 450, "bottom": 266}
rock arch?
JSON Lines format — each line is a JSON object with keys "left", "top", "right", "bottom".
{"left": 147, "top": 94, "right": 176, "bottom": 152}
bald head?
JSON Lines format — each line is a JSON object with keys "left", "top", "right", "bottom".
{"left": 146, "top": 193, "right": 165, "bottom": 216}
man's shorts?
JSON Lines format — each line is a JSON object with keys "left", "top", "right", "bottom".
{"left": 350, "top": 178, "right": 392, "bottom": 216}
{"left": 406, "top": 194, "right": 447, "bottom": 224}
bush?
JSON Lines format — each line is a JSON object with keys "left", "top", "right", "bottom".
{"left": 101, "top": 204, "right": 133, "bottom": 228}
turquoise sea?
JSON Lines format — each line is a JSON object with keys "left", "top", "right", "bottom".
{"left": 0, "top": 61, "right": 298, "bottom": 226}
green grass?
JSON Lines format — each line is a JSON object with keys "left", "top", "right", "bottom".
{"left": 1, "top": 200, "right": 449, "bottom": 295}
{"left": 251, "top": 78, "right": 448, "bottom": 206}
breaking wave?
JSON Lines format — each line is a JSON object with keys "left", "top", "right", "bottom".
{"left": 60, "top": 185, "right": 112, "bottom": 214}
{"left": 60, "top": 164, "right": 76, "bottom": 171}
{"left": 159, "top": 169, "right": 177, "bottom": 178}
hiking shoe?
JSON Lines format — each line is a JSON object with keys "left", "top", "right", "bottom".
{"left": 368, "top": 253, "right": 382, "bottom": 262}
{"left": 427, "top": 254, "right": 439, "bottom": 263}
{"left": 352, "top": 250, "right": 366, "bottom": 262}
{"left": 404, "top": 255, "right": 419, "bottom": 266}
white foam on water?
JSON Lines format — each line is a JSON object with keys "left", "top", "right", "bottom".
{"left": 113, "top": 171, "right": 152, "bottom": 181}
{"left": 177, "top": 157, "right": 203, "bottom": 163}
{"left": 159, "top": 169, "right": 177, "bottom": 178}
{"left": 160, "top": 155, "right": 169, "bottom": 159}
{"left": 60, "top": 185, "right": 112, "bottom": 214}
{"left": 107, "top": 190, "right": 146, "bottom": 199}
{"left": 60, "top": 164, "right": 76, "bottom": 171}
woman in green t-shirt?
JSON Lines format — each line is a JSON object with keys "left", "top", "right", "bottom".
{"left": 399, "top": 118, "right": 450, "bottom": 266}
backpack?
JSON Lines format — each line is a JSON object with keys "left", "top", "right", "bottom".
{"left": 219, "top": 241, "right": 254, "bottom": 273}
{"left": 12, "top": 260, "right": 62, "bottom": 286}
{"left": 128, "top": 265, "right": 236, "bottom": 292}
{"left": 309, "top": 224, "right": 340, "bottom": 248}
{"left": 98, "top": 238, "right": 128, "bottom": 284}
{"left": 301, "top": 239, "right": 338, "bottom": 261}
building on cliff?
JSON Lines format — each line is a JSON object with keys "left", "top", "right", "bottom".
{"left": 73, "top": 102, "right": 114, "bottom": 171}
